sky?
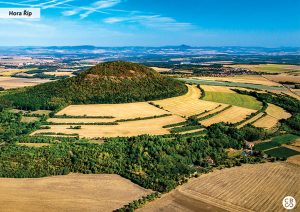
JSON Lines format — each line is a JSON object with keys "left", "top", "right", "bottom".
{"left": 0, "top": 0, "right": 299, "bottom": 46}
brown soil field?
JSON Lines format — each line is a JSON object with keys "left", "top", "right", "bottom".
{"left": 0, "top": 173, "right": 152, "bottom": 212}
{"left": 197, "top": 75, "right": 281, "bottom": 86}
{"left": 237, "top": 112, "right": 265, "bottom": 128}
{"left": 0, "top": 77, "right": 50, "bottom": 89}
{"left": 264, "top": 74, "right": 300, "bottom": 83}
{"left": 152, "top": 85, "right": 223, "bottom": 117}
{"left": 141, "top": 162, "right": 300, "bottom": 212}
{"left": 200, "top": 106, "right": 255, "bottom": 127}
{"left": 252, "top": 104, "right": 291, "bottom": 129}
{"left": 56, "top": 102, "right": 168, "bottom": 119}
{"left": 17, "top": 143, "right": 51, "bottom": 147}
{"left": 33, "top": 115, "right": 185, "bottom": 138}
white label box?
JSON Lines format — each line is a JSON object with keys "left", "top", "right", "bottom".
{"left": 0, "top": 8, "right": 40, "bottom": 19}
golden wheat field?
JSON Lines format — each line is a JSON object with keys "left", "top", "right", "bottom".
{"left": 141, "top": 162, "right": 300, "bottom": 212}
{"left": 45, "top": 71, "right": 75, "bottom": 77}
{"left": 200, "top": 106, "right": 256, "bottom": 126}
{"left": 152, "top": 85, "right": 222, "bottom": 117}
{"left": 56, "top": 102, "right": 169, "bottom": 120}
{"left": 47, "top": 117, "right": 116, "bottom": 123}
{"left": 33, "top": 115, "right": 185, "bottom": 138}
{"left": 0, "top": 174, "right": 152, "bottom": 212}
{"left": 237, "top": 112, "right": 265, "bottom": 128}
{"left": 265, "top": 103, "right": 291, "bottom": 120}
{"left": 263, "top": 74, "right": 300, "bottom": 83}
{"left": 253, "top": 115, "right": 279, "bottom": 129}
{"left": 201, "top": 85, "right": 236, "bottom": 93}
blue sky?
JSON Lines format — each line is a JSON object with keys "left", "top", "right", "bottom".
{"left": 0, "top": 0, "right": 299, "bottom": 46}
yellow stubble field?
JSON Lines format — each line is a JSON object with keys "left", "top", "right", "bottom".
{"left": 0, "top": 174, "right": 152, "bottom": 212}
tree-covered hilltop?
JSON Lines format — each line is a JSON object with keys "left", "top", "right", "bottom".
{"left": 1, "top": 61, "right": 187, "bottom": 110}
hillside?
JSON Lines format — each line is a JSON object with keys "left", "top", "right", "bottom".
{"left": 1, "top": 61, "right": 187, "bottom": 110}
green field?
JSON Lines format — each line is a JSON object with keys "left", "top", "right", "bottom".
{"left": 203, "top": 91, "right": 262, "bottom": 110}
{"left": 265, "top": 147, "right": 300, "bottom": 159}
{"left": 254, "top": 134, "right": 299, "bottom": 151}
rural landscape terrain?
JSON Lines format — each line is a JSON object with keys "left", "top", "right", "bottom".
{"left": 0, "top": 47, "right": 300, "bottom": 211}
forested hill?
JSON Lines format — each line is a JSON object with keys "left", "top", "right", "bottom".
{"left": 1, "top": 61, "right": 187, "bottom": 110}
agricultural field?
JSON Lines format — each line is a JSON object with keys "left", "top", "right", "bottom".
{"left": 198, "top": 75, "right": 281, "bottom": 86}
{"left": 229, "top": 64, "right": 300, "bottom": 74}
{"left": 152, "top": 85, "right": 223, "bottom": 117}
{"left": 202, "top": 90, "right": 262, "bottom": 110}
{"left": 254, "top": 134, "right": 299, "bottom": 151}
{"left": 45, "top": 71, "right": 75, "bottom": 77}
{"left": 0, "top": 68, "right": 35, "bottom": 76}
{"left": 56, "top": 102, "right": 169, "bottom": 120}
{"left": 0, "top": 77, "right": 50, "bottom": 89}
{"left": 141, "top": 163, "right": 300, "bottom": 212}
{"left": 263, "top": 74, "right": 300, "bottom": 84}
{"left": 0, "top": 174, "right": 152, "bottom": 212}
{"left": 33, "top": 115, "right": 185, "bottom": 138}
{"left": 253, "top": 104, "right": 291, "bottom": 129}
{"left": 200, "top": 85, "right": 236, "bottom": 93}
{"left": 200, "top": 106, "right": 255, "bottom": 127}
{"left": 265, "top": 147, "right": 300, "bottom": 159}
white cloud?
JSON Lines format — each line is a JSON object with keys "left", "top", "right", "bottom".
{"left": 104, "top": 15, "right": 193, "bottom": 30}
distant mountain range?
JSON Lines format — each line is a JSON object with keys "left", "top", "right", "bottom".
{"left": 0, "top": 45, "right": 299, "bottom": 56}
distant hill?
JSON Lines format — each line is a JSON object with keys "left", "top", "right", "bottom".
{"left": 2, "top": 61, "right": 187, "bottom": 110}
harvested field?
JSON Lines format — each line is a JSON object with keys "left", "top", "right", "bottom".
{"left": 201, "top": 85, "right": 236, "bottom": 93}
{"left": 56, "top": 102, "right": 168, "bottom": 120}
{"left": 0, "top": 173, "right": 152, "bottom": 212}
{"left": 33, "top": 115, "right": 185, "bottom": 138}
{"left": 0, "top": 77, "right": 50, "bottom": 89}
{"left": 237, "top": 112, "right": 265, "bottom": 128}
{"left": 198, "top": 75, "right": 281, "bottom": 86}
{"left": 253, "top": 115, "right": 279, "bottom": 129}
{"left": 203, "top": 91, "right": 262, "bottom": 110}
{"left": 265, "top": 103, "right": 291, "bottom": 120}
{"left": 253, "top": 104, "right": 291, "bottom": 129}
{"left": 196, "top": 104, "right": 228, "bottom": 119}
{"left": 17, "top": 143, "right": 50, "bottom": 147}
{"left": 45, "top": 71, "right": 75, "bottom": 77}
{"left": 200, "top": 106, "right": 256, "bottom": 127}
{"left": 153, "top": 85, "right": 223, "bottom": 117}
{"left": 48, "top": 118, "right": 116, "bottom": 123}
{"left": 263, "top": 74, "right": 300, "bottom": 83}
{"left": 141, "top": 163, "right": 300, "bottom": 212}
{"left": 150, "top": 67, "right": 172, "bottom": 72}
{"left": 287, "top": 155, "right": 300, "bottom": 166}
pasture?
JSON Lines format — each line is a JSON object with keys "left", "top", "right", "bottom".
{"left": 203, "top": 91, "right": 262, "bottom": 110}
{"left": 141, "top": 162, "right": 300, "bottom": 212}
{"left": 0, "top": 174, "right": 152, "bottom": 212}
